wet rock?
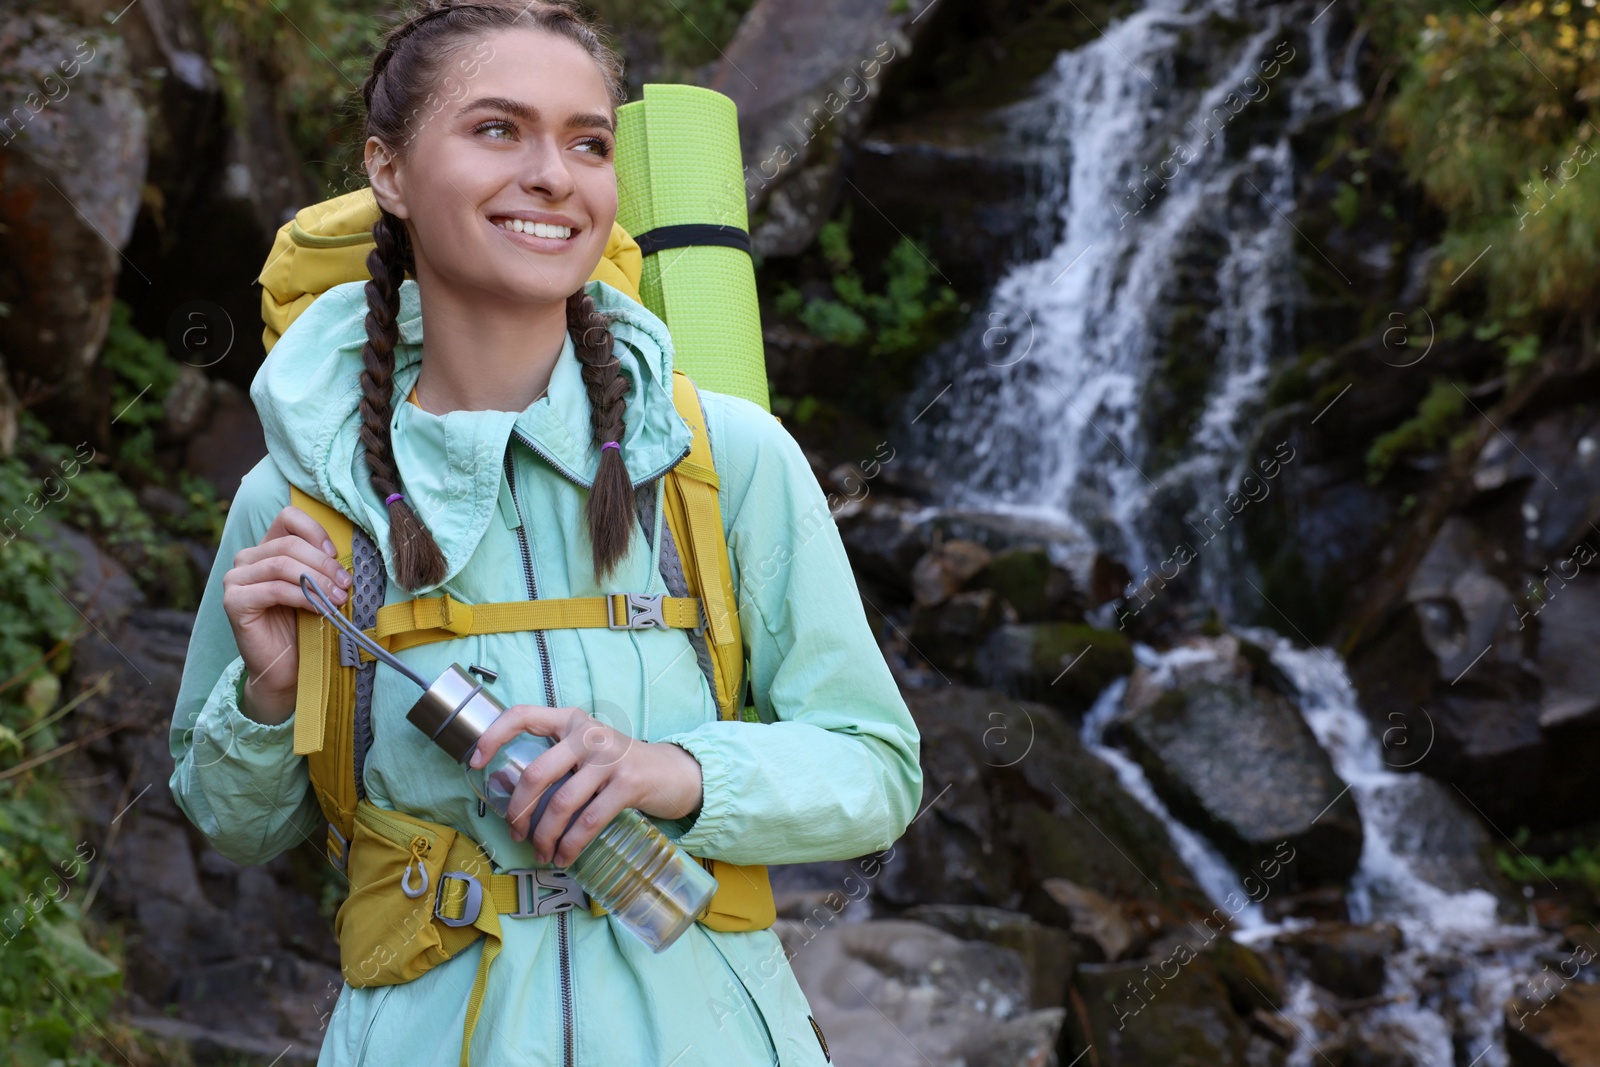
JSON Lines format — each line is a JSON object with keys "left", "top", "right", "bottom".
{"left": 981, "top": 546, "right": 1086, "bottom": 622}
{"left": 909, "top": 588, "right": 1006, "bottom": 673}
{"left": 1536, "top": 577, "right": 1600, "bottom": 729}
{"left": 900, "top": 903, "right": 1079, "bottom": 1009}
{"left": 881, "top": 686, "right": 1214, "bottom": 921}
{"left": 1344, "top": 1017, "right": 1425, "bottom": 1067}
{"left": 1109, "top": 677, "right": 1362, "bottom": 892}
{"left": 1276, "top": 922, "right": 1402, "bottom": 1000}
{"left": 779, "top": 917, "right": 1061, "bottom": 1067}
{"left": 911, "top": 538, "right": 993, "bottom": 606}
{"left": 1504, "top": 980, "right": 1600, "bottom": 1067}
{"left": 1066, "top": 953, "right": 1256, "bottom": 1066}
{"left": 976, "top": 622, "right": 1134, "bottom": 714}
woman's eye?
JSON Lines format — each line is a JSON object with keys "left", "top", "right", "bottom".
{"left": 578, "top": 137, "right": 614, "bottom": 158}
{"left": 475, "top": 119, "right": 515, "bottom": 140}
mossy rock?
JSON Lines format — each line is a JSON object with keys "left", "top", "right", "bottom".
{"left": 979, "top": 623, "right": 1134, "bottom": 714}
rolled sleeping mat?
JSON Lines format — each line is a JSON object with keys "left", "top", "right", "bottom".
{"left": 615, "top": 83, "right": 769, "bottom": 411}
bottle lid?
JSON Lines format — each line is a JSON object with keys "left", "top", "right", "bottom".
{"left": 406, "top": 663, "right": 506, "bottom": 763}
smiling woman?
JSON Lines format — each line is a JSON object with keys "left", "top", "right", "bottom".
{"left": 165, "top": 3, "right": 922, "bottom": 1067}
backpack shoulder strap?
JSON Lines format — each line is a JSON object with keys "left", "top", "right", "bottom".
{"left": 663, "top": 371, "right": 744, "bottom": 721}
{"left": 287, "top": 483, "right": 361, "bottom": 867}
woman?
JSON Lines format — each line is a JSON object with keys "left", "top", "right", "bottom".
{"left": 166, "top": 2, "right": 923, "bottom": 1065}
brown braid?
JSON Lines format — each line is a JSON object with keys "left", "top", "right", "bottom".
{"left": 568, "top": 291, "right": 635, "bottom": 580}
{"left": 359, "top": 212, "right": 449, "bottom": 589}
{"left": 355, "top": 0, "right": 628, "bottom": 590}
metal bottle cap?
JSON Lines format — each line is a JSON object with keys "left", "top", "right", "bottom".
{"left": 406, "top": 663, "right": 507, "bottom": 763}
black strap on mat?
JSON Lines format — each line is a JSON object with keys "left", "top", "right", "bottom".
{"left": 634, "top": 222, "right": 751, "bottom": 257}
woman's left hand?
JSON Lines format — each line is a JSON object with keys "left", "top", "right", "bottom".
{"left": 468, "top": 704, "right": 704, "bottom": 867}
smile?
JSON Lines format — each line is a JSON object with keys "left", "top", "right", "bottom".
{"left": 490, "top": 216, "right": 576, "bottom": 243}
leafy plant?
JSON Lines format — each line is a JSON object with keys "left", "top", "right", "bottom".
{"left": 1365, "top": 377, "right": 1470, "bottom": 483}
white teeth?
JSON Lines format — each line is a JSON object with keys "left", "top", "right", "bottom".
{"left": 497, "top": 218, "right": 572, "bottom": 239}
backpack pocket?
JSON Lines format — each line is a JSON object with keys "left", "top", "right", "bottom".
{"left": 334, "top": 800, "right": 491, "bottom": 987}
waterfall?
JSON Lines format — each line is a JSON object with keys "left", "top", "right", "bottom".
{"left": 903, "top": 0, "right": 1360, "bottom": 608}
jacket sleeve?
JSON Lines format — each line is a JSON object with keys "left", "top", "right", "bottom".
{"left": 653, "top": 394, "right": 923, "bottom": 865}
{"left": 168, "top": 456, "right": 324, "bottom": 867}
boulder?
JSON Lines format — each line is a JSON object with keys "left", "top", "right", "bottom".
{"left": 1066, "top": 953, "right": 1257, "bottom": 1066}
{"left": 900, "top": 903, "right": 1079, "bottom": 1010}
{"left": 909, "top": 588, "right": 1006, "bottom": 673}
{"left": 778, "top": 917, "right": 1064, "bottom": 1067}
{"left": 911, "top": 538, "right": 992, "bottom": 607}
{"left": 879, "top": 686, "right": 1216, "bottom": 923}
{"left": 0, "top": 7, "right": 146, "bottom": 441}
{"left": 1505, "top": 980, "right": 1600, "bottom": 1067}
{"left": 977, "top": 622, "right": 1134, "bottom": 714}
{"left": 981, "top": 545, "right": 1086, "bottom": 623}
{"left": 1275, "top": 922, "right": 1402, "bottom": 1000}
{"left": 1108, "top": 679, "right": 1363, "bottom": 892}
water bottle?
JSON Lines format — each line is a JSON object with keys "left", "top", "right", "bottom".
{"left": 406, "top": 663, "right": 717, "bottom": 952}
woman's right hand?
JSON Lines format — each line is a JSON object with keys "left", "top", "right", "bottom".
{"left": 222, "top": 505, "right": 354, "bottom": 725}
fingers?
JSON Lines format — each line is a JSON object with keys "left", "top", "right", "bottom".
{"left": 505, "top": 738, "right": 580, "bottom": 841}
{"left": 536, "top": 762, "right": 621, "bottom": 867}
{"left": 226, "top": 547, "right": 351, "bottom": 614}
{"left": 471, "top": 703, "right": 586, "bottom": 769}
{"left": 234, "top": 532, "right": 352, "bottom": 600}
{"left": 264, "top": 504, "right": 337, "bottom": 557}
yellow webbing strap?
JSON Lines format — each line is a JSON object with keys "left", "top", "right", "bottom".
{"left": 362, "top": 591, "right": 705, "bottom": 658}
{"left": 287, "top": 486, "right": 360, "bottom": 854}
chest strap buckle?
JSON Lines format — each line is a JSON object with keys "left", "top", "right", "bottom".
{"left": 608, "top": 592, "right": 667, "bottom": 631}
{"left": 507, "top": 867, "right": 589, "bottom": 917}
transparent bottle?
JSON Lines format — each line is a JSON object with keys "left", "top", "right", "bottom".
{"left": 407, "top": 664, "right": 717, "bottom": 952}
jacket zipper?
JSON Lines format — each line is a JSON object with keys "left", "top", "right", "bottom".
{"left": 501, "top": 445, "right": 574, "bottom": 1067}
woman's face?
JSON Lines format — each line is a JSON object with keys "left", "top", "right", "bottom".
{"left": 368, "top": 26, "right": 618, "bottom": 305}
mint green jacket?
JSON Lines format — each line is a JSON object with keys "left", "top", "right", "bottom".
{"left": 167, "top": 277, "right": 923, "bottom": 1067}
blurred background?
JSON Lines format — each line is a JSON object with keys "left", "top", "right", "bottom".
{"left": 2, "top": 0, "right": 1598, "bottom": 1064}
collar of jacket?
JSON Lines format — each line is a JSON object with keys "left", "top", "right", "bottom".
{"left": 250, "top": 276, "right": 693, "bottom": 595}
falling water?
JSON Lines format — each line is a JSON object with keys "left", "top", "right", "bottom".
{"left": 903, "top": 0, "right": 1361, "bottom": 607}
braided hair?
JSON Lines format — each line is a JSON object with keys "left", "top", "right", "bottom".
{"left": 357, "top": 0, "right": 634, "bottom": 590}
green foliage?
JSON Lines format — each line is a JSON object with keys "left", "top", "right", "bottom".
{"left": 1497, "top": 829, "right": 1600, "bottom": 899}
{"left": 588, "top": 0, "right": 759, "bottom": 75}
{"left": 101, "top": 301, "right": 179, "bottom": 481}
{"left": 1382, "top": 0, "right": 1600, "bottom": 319}
{"left": 0, "top": 447, "right": 122, "bottom": 1067}
{"left": 772, "top": 206, "right": 961, "bottom": 374}
{"left": 1365, "top": 377, "right": 1469, "bottom": 483}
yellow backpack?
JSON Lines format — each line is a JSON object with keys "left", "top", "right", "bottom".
{"left": 259, "top": 189, "right": 775, "bottom": 1064}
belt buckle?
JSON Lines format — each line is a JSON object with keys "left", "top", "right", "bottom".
{"left": 608, "top": 592, "right": 667, "bottom": 631}
{"left": 506, "top": 867, "right": 590, "bottom": 917}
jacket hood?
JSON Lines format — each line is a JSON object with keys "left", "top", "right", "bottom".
{"left": 250, "top": 276, "right": 693, "bottom": 595}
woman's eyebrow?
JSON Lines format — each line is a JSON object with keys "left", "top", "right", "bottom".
{"left": 456, "top": 96, "right": 614, "bottom": 133}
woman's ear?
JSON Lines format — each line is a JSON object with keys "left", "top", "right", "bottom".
{"left": 365, "top": 135, "right": 411, "bottom": 219}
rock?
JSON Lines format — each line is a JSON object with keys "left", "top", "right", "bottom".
{"left": 837, "top": 499, "right": 925, "bottom": 601}
{"left": 39, "top": 517, "right": 147, "bottom": 630}
{"left": 880, "top": 686, "right": 1215, "bottom": 922}
{"left": 899, "top": 903, "right": 1079, "bottom": 1009}
{"left": 1109, "top": 679, "right": 1363, "bottom": 892}
{"left": 1344, "top": 1017, "right": 1426, "bottom": 1067}
{"left": 911, "top": 538, "right": 993, "bottom": 607}
{"left": 976, "top": 623, "right": 1134, "bottom": 715}
{"left": 1505, "top": 979, "right": 1600, "bottom": 1067}
{"left": 709, "top": 0, "right": 944, "bottom": 257}
{"left": 1041, "top": 879, "right": 1139, "bottom": 963}
{"left": 909, "top": 588, "right": 1005, "bottom": 672}
{"left": 0, "top": 7, "right": 146, "bottom": 441}
{"left": 184, "top": 381, "right": 266, "bottom": 499}
{"left": 778, "top": 917, "right": 1059, "bottom": 1067}
{"left": 1275, "top": 922, "right": 1402, "bottom": 1000}
{"left": 1066, "top": 953, "right": 1256, "bottom": 1066}
{"left": 1536, "top": 576, "right": 1600, "bottom": 729}
{"left": 163, "top": 364, "right": 216, "bottom": 440}
{"left": 981, "top": 546, "right": 1086, "bottom": 622}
